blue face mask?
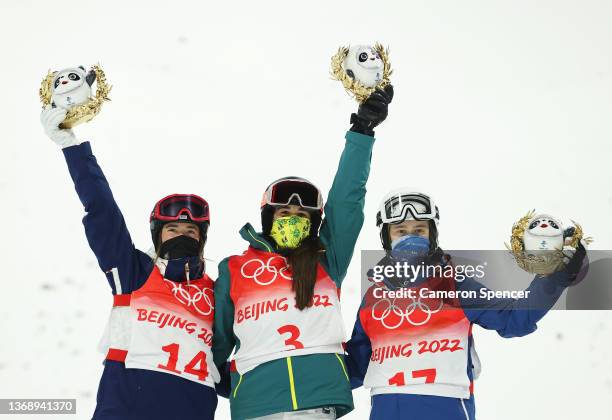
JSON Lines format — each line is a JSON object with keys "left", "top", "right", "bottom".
{"left": 386, "top": 235, "right": 431, "bottom": 286}
{"left": 391, "top": 235, "right": 430, "bottom": 256}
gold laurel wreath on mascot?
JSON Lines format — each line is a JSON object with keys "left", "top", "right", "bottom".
{"left": 39, "top": 64, "right": 111, "bottom": 129}
{"left": 330, "top": 43, "right": 392, "bottom": 103}
{"left": 506, "top": 210, "right": 593, "bottom": 275}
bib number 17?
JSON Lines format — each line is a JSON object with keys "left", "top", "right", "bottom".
{"left": 388, "top": 368, "right": 437, "bottom": 386}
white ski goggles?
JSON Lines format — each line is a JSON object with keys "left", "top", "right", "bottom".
{"left": 379, "top": 193, "right": 438, "bottom": 225}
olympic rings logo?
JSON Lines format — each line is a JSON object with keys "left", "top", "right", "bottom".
{"left": 240, "top": 256, "right": 292, "bottom": 286}
{"left": 371, "top": 296, "right": 444, "bottom": 329}
{"left": 163, "top": 278, "right": 214, "bottom": 316}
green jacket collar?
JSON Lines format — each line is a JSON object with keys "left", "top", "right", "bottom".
{"left": 239, "top": 223, "right": 276, "bottom": 253}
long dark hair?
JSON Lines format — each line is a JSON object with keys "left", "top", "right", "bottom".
{"left": 288, "top": 236, "right": 325, "bottom": 310}
{"left": 261, "top": 203, "right": 325, "bottom": 309}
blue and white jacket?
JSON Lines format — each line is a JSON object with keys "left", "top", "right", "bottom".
{"left": 345, "top": 254, "right": 572, "bottom": 400}
{"left": 62, "top": 142, "right": 218, "bottom": 420}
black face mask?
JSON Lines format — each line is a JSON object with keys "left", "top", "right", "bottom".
{"left": 159, "top": 235, "right": 201, "bottom": 260}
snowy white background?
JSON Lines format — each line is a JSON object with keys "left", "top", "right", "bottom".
{"left": 1, "top": 0, "right": 611, "bottom": 419}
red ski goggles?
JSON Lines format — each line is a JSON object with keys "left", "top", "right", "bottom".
{"left": 261, "top": 178, "right": 324, "bottom": 211}
{"left": 151, "top": 194, "right": 210, "bottom": 223}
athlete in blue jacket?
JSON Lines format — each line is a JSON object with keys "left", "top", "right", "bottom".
{"left": 345, "top": 189, "right": 587, "bottom": 420}
{"left": 40, "top": 107, "right": 220, "bottom": 420}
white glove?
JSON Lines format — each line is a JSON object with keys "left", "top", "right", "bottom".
{"left": 40, "top": 107, "right": 82, "bottom": 148}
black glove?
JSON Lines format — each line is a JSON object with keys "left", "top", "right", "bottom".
{"left": 565, "top": 240, "right": 587, "bottom": 281}
{"left": 563, "top": 226, "right": 576, "bottom": 239}
{"left": 214, "top": 361, "right": 231, "bottom": 398}
{"left": 350, "top": 84, "right": 394, "bottom": 136}
{"left": 426, "top": 247, "right": 448, "bottom": 266}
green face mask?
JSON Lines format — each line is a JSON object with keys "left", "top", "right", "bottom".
{"left": 269, "top": 215, "right": 311, "bottom": 249}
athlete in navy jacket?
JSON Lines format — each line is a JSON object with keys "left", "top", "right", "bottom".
{"left": 345, "top": 190, "right": 587, "bottom": 420}
{"left": 41, "top": 107, "right": 220, "bottom": 420}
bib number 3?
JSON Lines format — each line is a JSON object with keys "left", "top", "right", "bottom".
{"left": 277, "top": 324, "right": 304, "bottom": 350}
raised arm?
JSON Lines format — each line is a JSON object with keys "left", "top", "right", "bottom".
{"left": 457, "top": 245, "right": 587, "bottom": 337}
{"left": 41, "top": 108, "right": 151, "bottom": 294}
{"left": 458, "top": 268, "right": 578, "bottom": 338}
{"left": 320, "top": 86, "right": 393, "bottom": 285}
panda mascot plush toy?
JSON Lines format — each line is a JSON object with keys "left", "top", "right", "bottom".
{"left": 343, "top": 45, "right": 384, "bottom": 88}
{"left": 522, "top": 214, "right": 566, "bottom": 254}
{"left": 51, "top": 66, "right": 96, "bottom": 110}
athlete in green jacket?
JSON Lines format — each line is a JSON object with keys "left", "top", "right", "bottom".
{"left": 213, "top": 86, "right": 394, "bottom": 419}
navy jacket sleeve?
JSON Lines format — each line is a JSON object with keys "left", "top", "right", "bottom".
{"left": 345, "top": 298, "right": 372, "bottom": 389}
{"left": 62, "top": 142, "right": 152, "bottom": 294}
{"left": 458, "top": 270, "right": 571, "bottom": 338}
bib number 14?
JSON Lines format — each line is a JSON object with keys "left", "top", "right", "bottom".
{"left": 158, "top": 343, "right": 209, "bottom": 381}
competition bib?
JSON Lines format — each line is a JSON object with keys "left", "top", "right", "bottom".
{"left": 360, "top": 278, "right": 473, "bottom": 398}
{"left": 228, "top": 247, "right": 345, "bottom": 374}
{"left": 103, "top": 266, "right": 220, "bottom": 388}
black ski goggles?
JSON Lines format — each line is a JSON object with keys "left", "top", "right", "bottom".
{"left": 261, "top": 179, "right": 323, "bottom": 211}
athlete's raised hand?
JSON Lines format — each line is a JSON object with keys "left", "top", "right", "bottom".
{"left": 350, "top": 84, "right": 394, "bottom": 136}
{"left": 40, "top": 106, "right": 81, "bottom": 148}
